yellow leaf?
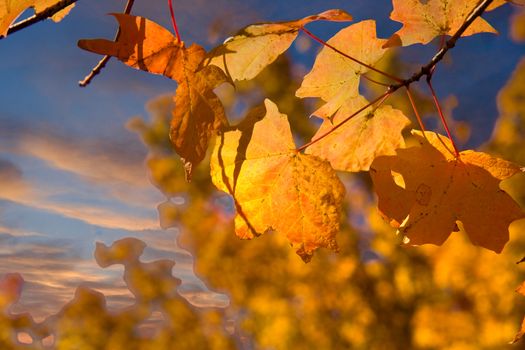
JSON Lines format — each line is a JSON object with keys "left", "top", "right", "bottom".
{"left": 296, "top": 20, "right": 388, "bottom": 117}
{"left": 210, "top": 99, "right": 345, "bottom": 262}
{"left": 205, "top": 9, "right": 352, "bottom": 81}
{"left": 370, "top": 130, "right": 525, "bottom": 252}
{"left": 385, "top": 0, "right": 506, "bottom": 47}
{"left": 306, "top": 95, "right": 410, "bottom": 172}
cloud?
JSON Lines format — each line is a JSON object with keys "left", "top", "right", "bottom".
{"left": 0, "top": 124, "right": 164, "bottom": 231}
{"left": 0, "top": 159, "right": 29, "bottom": 199}
{"left": 10, "top": 129, "right": 149, "bottom": 188}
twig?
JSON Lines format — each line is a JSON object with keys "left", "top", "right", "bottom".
{"left": 79, "top": 0, "right": 135, "bottom": 87}
{"left": 390, "top": 0, "right": 495, "bottom": 91}
{"left": 1, "top": 0, "right": 79, "bottom": 39}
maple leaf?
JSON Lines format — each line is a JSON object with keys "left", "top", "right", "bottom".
{"left": 79, "top": 14, "right": 228, "bottom": 180}
{"left": 370, "top": 130, "right": 525, "bottom": 252}
{"left": 296, "top": 20, "right": 388, "bottom": 120}
{"left": 306, "top": 95, "right": 411, "bottom": 172}
{"left": 204, "top": 9, "right": 352, "bottom": 82}
{"left": 384, "top": 0, "right": 507, "bottom": 47}
{"left": 0, "top": 0, "right": 74, "bottom": 37}
{"left": 210, "top": 99, "right": 345, "bottom": 262}
{"left": 78, "top": 13, "right": 202, "bottom": 82}
{"left": 170, "top": 64, "right": 228, "bottom": 179}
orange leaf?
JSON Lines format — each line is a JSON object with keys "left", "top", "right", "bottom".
{"left": 370, "top": 130, "right": 525, "bottom": 252}
{"left": 170, "top": 65, "right": 228, "bottom": 179}
{"left": 210, "top": 99, "right": 345, "bottom": 262}
{"left": 78, "top": 14, "right": 203, "bottom": 82}
{"left": 79, "top": 14, "right": 228, "bottom": 180}
{"left": 306, "top": 95, "right": 410, "bottom": 172}
{"left": 0, "top": 0, "right": 75, "bottom": 37}
{"left": 384, "top": 0, "right": 507, "bottom": 47}
{"left": 204, "top": 9, "right": 352, "bottom": 81}
{"left": 296, "top": 20, "right": 388, "bottom": 116}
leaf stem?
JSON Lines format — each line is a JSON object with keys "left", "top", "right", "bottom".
{"left": 300, "top": 26, "right": 403, "bottom": 83}
{"left": 427, "top": 79, "right": 460, "bottom": 157}
{"left": 1, "top": 0, "right": 79, "bottom": 39}
{"left": 78, "top": 0, "right": 135, "bottom": 87}
{"left": 362, "top": 74, "right": 391, "bottom": 87}
{"left": 296, "top": 91, "right": 391, "bottom": 152}
{"left": 405, "top": 87, "right": 426, "bottom": 132}
{"left": 168, "top": 0, "right": 182, "bottom": 42}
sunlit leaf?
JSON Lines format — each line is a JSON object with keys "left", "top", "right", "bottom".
{"left": 385, "top": 0, "right": 507, "bottom": 47}
{"left": 210, "top": 99, "right": 345, "bottom": 262}
{"left": 296, "top": 20, "right": 388, "bottom": 118}
{"left": 204, "top": 9, "right": 352, "bottom": 81}
{"left": 306, "top": 95, "right": 410, "bottom": 172}
{"left": 370, "top": 130, "right": 525, "bottom": 252}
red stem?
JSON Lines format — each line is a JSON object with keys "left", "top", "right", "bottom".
{"left": 405, "top": 87, "right": 426, "bottom": 132}
{"left": 168, "top": 0, "right": 182, "bottom": 42}
{"left": 296, "top": 91, "right": 391, "bottom": 152}
{"left": 300, "top": 27, "right": 403, "bottom": 83}
{"left": 427, "top": 79, "right": 460, "bottom": 157}
{"left": 362, "top": 74, "right": 391, "bottom": 87}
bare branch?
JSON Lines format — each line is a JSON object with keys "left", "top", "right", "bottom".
{"left": 391, "top": 0, "right": 495, "bottom": 90}
{"left": 79, "top": 0, "right": 135, "bottom": 87}
{"left": 1, "top": 0, "right": 79, "bottom": 39}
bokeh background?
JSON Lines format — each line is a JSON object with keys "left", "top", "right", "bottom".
{"left": 1, "top": 0, "right": 525, "bottom": 348}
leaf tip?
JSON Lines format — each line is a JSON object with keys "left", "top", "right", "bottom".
{"left": 383, "top": 34, "right": 402, "bottom": 48}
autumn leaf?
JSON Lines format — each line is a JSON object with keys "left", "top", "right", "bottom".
{"left": 170, "top": 65, "right": 228, "bottom": 179}
{"left": 204, "top": 9, "right": 352, "bottom": 81}
{"left": 78, "top": 13, "right": 202, "bottom": 82}
{"left": 210, "top": 99, "right": 345, "bottom": 262}
{"left": 370, "top": 130, "right": 525, "bottom": 252}
{"left": 306, "top": 95, "right": 410, "bottom": 172}
{"left": 79, "top": 14, "right": 228, "bottom": 179}
{"left": 384, "top": 0, "right": 507, "bottom": 47}
{"left": 296, "top": 20, "right": 388, "bottom": 120}
{"left": 0, "top": 0, "right": 74, "bottom": 37}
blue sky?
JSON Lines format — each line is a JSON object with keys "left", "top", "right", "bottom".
{"left": 0, "top": 0, "right": 523, "bottom": 322}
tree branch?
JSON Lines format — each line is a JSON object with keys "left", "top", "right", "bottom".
{"left": 78, "top": 0, "right": 135, "bottom": 87}
{"left": 390, "top": 0, "right": 495, "bottom": 91}
{"left": 1, "top": 0, "right": 79, "bottom": 39}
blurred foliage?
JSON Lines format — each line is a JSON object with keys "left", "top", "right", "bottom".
{"left": 0, "top": 238, "right": 236, "bottom": 349}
